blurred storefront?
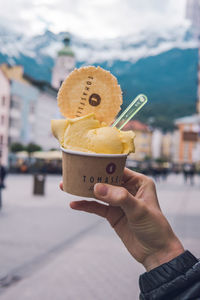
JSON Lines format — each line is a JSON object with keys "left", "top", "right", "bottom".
{"left": 9, "top": 150, "right": 62, "bottom": 174}
{"left": 175, "top": 115, "right": 200, "bottom": 164}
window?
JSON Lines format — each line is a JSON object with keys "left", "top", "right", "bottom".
{"left": 9, "top": 117, "right": 20, "bottom": 128}
{"left": 183, "top": 131, "right": 198, "bottom": 142}
{"left": 8, "top": 136, "right": 11, "bottom": 145}
{"left": 10, "top": 99, "right": 19, "bottom": 109}
{"left": 2, "top": 96, "right": 6, "bottom": 106}
{"left": 30, "top": 104, "right": 35, "bottom": 114}
{"left": 10, "top": 95, "right": 20, "bottom": 109}
{"left": 1, "top": 115, "right": 5, "bottom": 125}
{"left": 0, "top": 135, "right": 3, "bottom": 145}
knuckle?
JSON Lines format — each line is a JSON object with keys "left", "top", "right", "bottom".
{"left": 115, "top": 188, "right": 129, "bottom": 203}
{"left": 147, "top": 177, "right": 155, "bottom": 188}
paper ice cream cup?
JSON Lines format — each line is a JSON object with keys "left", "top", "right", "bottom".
{"left": 61, "top": 147, "right": 127, "bottom": 198}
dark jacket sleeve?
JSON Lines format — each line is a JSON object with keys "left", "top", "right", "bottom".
{"left": 139, "top": 250, "right": 200, "bottom": 300}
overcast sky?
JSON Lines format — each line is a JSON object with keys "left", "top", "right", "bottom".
{"left": 0, "top": 0, "right": 188, "bottom": 39}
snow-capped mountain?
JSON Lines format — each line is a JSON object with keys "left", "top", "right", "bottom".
{"left": 0, "top": 24, "right": 197, "bottom": 65}
{"left": 0, "top": 24, "right": 198, "bottom": 129}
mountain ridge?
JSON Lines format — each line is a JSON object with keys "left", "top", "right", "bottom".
{"left": 0, "top": 26, "right": 198, "bottom": 130}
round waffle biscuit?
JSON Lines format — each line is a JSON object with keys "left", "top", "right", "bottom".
{"left": 57, "top": 66, "right": 122, "bottom": 125}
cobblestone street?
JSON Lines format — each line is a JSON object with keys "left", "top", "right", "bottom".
{"left": 0, "top": 173, "right": 200, "bottom": 300}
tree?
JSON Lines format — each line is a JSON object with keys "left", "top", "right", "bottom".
{"left": 155, "top": 157, "right": 169, "bottom": 164}
{"left": 25, "top": 143, "right": 42, "bottom": 154}
{"left": 10, "top": 142, "right": 25, "bottom": 153}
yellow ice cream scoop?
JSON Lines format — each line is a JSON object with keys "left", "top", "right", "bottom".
{"left": 51, "top": 113, "right": 135, "bottom": 154}
{"left": 86, "top": 126, "right": 135, "bottom": 154}
{"left": 51, "top": 119, "right": 69, "bottom": 145}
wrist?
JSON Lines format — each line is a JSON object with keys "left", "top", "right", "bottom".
{"left": 143, "top": 242, "right": 184, "bottom": 272}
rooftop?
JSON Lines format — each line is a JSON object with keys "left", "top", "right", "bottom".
{"left": 122, "top": 120, "right": 150, "bottom": 132}
{"left": 58, "top": 46, "right": 75, "bottom": 57}
{"left": 175, "top": 114, "right": 200, "bottom": 125}
{"left": 58, "top": 36, "right": 75, "bottom": 57}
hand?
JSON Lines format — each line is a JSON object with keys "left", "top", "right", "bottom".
{"left": 60, "top": 168, "right": 184, "bottom": 271}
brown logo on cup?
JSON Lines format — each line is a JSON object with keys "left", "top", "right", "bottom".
{"left": 106, "top": 163, "right": 116, "bottom": 174}
{"left": 89, "top": 93, "right": 101, "bottom": 106}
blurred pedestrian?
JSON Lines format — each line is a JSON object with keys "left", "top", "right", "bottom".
{"left": 0, "top": 158, "right": 7, "bottom": 188}
{"left": 60, "top": 168, "right": 200, "bottom": 299}
{"left": 183, "top": 163, "right": 195, "bottom": 185}
{"left": 188, "top": 163, "right": 195, "bottom": 185}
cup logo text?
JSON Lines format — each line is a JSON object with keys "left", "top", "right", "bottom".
{"left": 106, "top": 163, "right": 116, "bottom": 174}
{"left": 89, "top": 93, "right": 101, "bottom": 106}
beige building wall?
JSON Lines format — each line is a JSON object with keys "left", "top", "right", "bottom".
{"left": 175, "top": 115, "right": 200, "bottom": 164}
{"left": 171, "top": 130, "right": 180, "bottom": 163}
{"left": 161, "top": 132, "right": 173, "bottom": 159}
{"left": 129, "top": 130, "right": 152, "bottom": 161}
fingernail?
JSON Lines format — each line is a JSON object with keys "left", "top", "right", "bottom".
{"left": 94, "top": 184, "right": 108, "bottom": 196}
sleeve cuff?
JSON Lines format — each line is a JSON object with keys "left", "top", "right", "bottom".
{"left": 139, "top": 250, "right": 198, "bottom": 294}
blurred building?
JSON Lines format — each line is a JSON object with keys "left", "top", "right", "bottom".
{"left": 0, "top": 64, "right": 59, "bottom": 164}
{"left": 171, "top": 130, "right": 181, "bottom": 163}
{"left": 0, "top": 64, "right": 39, "bottom": 145}
{"left": 161, "top": 132, "right": 174, "bottom": 159}
{"left": 24, "top": 76, "right": 59, "bottom": 150}
{"left": 151, "top": 129, "right": 179, "bottom": 162}
{"left": 172, "top": 0, "right": 200, "bottom": 164}
{"left": 175, "top": 115, "right": 200, "bottom": 163}
{"left": 123, "top": 120, "right": 152, "bottom": 161}
{"left": 186, "top": 0, "right": 200, "bottom": 39}
{"left": 10, "top": 80, "right": 38, "bottom": 144}
{"left": 186, "top": 0, "right": 200, "bottom": 114}
{"left": 51, "top": 34, "right": 75, "bottom": 89}
{"left": 151, "top": 129, "right": 162, "bottom": 159}
{"left": 0, "top": 69, "right": 10, "bottom": 165}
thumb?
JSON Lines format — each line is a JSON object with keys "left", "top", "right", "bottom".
{"left": 94, "top": 183, "right": 142, "bottom": 214}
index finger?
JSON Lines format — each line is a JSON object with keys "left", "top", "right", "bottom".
{"left": 59, "top": 182, "right": 63, "bottom": 190}
{"left": 122, "top": 167, "right": 144, "bottom": 184}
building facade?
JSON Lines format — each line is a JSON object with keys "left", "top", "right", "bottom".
{"left": 9, "top": 80, "right": 39, "bottom": 145}
{"left": 175, "top": 115, "right": 200, "bottom": 163}
{"left": 151, "top": 129, "right": 162, "bottom": 159}
{"left": 171, "top": 130, "right": 181, "bottom": 163}
{"left": 0, "top": 69, "right": 10, "bottom": 165}
{"left": 186, "top": 0, "right": 200, "bottom": 114}
{"left": 161, "top": 132, "right": 174, "bottom": 159}
{"left": 123, "top": 120, "right": 152, "bottom": 161}
{"left": 26, "top": 79, "right": 59, "bottom": 150}
{"left": 0, "top": 64, "right": 60, "bottom": 163}
{"left": 171, "top": 1, "right": 200, "bottom": 164}
{"left": 0, "top": 64, "right": 39, "bottom": 146}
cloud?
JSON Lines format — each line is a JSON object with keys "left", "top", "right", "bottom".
{"left": 0, "top": 0, "right": 187, "bottom": 39}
